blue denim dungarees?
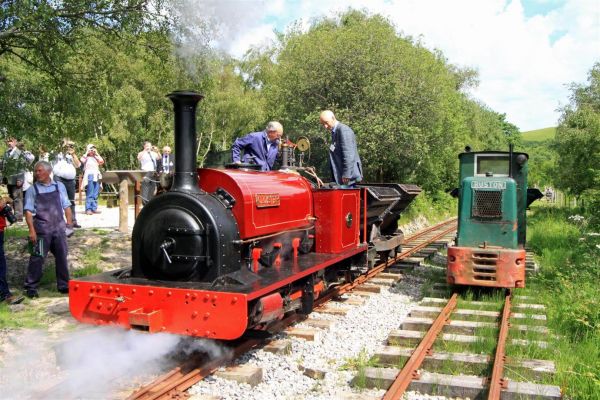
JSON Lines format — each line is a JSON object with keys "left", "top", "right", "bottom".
{"left": 24, "top": 183, "right": 69, "bottom": 293}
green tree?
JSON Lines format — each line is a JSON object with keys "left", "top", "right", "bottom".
{"left": 554, "top": 62, "right": 600, "bottom": 221}
{"left": 0, "top": 0, "right": 169, "bottom": 80}
{"left": 243, "top": 10, "right": 515, "bottom": 192}
{"left": 522, "top": 141, "right": 556, "bottom": 189}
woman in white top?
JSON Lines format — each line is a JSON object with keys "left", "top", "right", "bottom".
{"left": 80, "top": 144, "right": 104, "bottom": 214}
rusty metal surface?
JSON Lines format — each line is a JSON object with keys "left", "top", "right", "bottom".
{"left": 488, "top": 292, "right": 512, "bottom": 400}
{"left": 383, "top": 293, "right": 459, "bottom": 400}
{"left": 447, "top": 246, "right": 526, "bottom": 288}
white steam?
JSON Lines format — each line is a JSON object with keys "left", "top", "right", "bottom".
{"left": 169, "top": 0, "right": 268, "bottom": 61}
{"left": 0, "top": 326, "right": 230, "bottom": 399}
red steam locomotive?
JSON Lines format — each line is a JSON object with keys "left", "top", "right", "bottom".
{"left": 68, "top": 91, "right": 420, "bottom": 340}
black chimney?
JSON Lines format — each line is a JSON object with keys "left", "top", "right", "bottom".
{"left": 168, "top": 91, "right": 204, "bottom": 193}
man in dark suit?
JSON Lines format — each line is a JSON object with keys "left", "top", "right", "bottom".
{"left": 319, "top": 110, "right": 363, "bottom": 187}
{"left": 231, "top": 121, "right": 283, "bottom": 171}
{"left": 156, "top": 145, "right": 175, "bottom": 192}
{"left": 157, "top": 145, "right": 175, "bottom": 174}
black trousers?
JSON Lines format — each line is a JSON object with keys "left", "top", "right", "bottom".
{"left": 54, "top": 176, "right": 77, "bottom": 223}
{"left": 141, "top": 172, "right": 156, "bottom": 205}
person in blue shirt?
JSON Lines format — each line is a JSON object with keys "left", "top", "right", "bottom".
{"left": 231, "top": 121, "right": 283, "bottom": 171}
{"left": 23, "top": 161, "right": 73, "bottom": 298}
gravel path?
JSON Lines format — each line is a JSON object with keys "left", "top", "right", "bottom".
{"left": 72, "top": 203, "right": 136, "bottom": 231}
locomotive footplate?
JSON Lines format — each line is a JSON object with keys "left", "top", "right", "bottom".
{"left": 69, "top": 244, "right": 367, "bottom": 340}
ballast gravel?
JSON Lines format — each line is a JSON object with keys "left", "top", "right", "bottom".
{"left": 188, "top": 267, "right": 450, "bottom": 400}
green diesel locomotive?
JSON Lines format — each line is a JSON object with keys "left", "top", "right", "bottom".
{"left": 447, "top": 148, "right": 542, "bottom": 288}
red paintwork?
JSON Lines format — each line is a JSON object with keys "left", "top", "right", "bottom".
{"left": 313, "top": 189, "right": 361, "bottom": 253}
{"left": 68, "top": 245, "right": 367, "bottom": 340}
{"left": 198, "top": 169, "right": 314, "bottom": 239}
{"left": 362, "top": 188, "right": 367, "bottom": 243}
{"left": 251, "top": 247, "right": 262, "bottom": 273}
{"left": 447, "top": 246, "right": 526, "bottom": 288}
{"left": 255, "top": 292, "right": 284, "bottom": 324}
{"left": 247, "top": 244, "right": 367, "bottom": 301}
{"left": 68, "top": 281, "right": 249, "bottom": 339}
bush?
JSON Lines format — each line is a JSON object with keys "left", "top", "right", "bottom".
{"left": 582, "top": 188, "right": 600, "bottom": 227}
{"left": 399, "top": 190, "right": 457, "bottom": 225}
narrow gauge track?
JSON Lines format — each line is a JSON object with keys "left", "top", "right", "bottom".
{"left": 126, "top": 218, "right": 457, "bottom": 400}
{"left": 375, "top": 291, "right": 561, "bottom": 399}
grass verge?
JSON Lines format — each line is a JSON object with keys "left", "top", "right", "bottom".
{"left": 522, "top": 205, "right": 600, "bottom": 397}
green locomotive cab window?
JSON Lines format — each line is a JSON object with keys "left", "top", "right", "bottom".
{"left": 475, "top": 155, "right": 509, "bottom": 176}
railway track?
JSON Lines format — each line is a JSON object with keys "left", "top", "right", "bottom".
{"left": 125, "top": 218, "right": 457, "bottom": 400}
{"left": 362, "top": 290, "right": 561, "bottom": 399}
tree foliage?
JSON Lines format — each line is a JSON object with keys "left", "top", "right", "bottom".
{"left": 243, "top": 10, "right": 515, "bottom": 191}
{"left": 523, "top": 140, "right": 557, "bottom": 189}
{"left": 0, "top": 0, "right": 169, "bottom": 81}
{"left": 0, "top": 3, "right": 264, "bottom": 169}
{"left": 1, "top": 6, "right": 523, "bottom": 192}
{"left": 554, "top": 62, "right": 600, "bottom": 221}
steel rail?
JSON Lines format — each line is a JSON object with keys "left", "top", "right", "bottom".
{"left": 383, "top": 293, "right": 458, "bottom": 400}
{"left": 319, "top": 219, "right": 457, "bottom": 304}
{"left": 402, "top": 217, "right": 457, "bottom": 243}
{"left": 128, "top": 219, "right": 458, "bottom": 399}
{"left": 488, "top": 291, "right": 512, "bottom": 399}
{"left": 128, "top": 315, "right": 302, "bottom": 400}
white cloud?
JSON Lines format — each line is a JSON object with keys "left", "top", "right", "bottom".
{"left": 197, "top": 0, "right": 599, "bottom": 130}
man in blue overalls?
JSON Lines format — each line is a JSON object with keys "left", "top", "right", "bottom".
{"left": 23, "top": 161, "right": 73, "bottom": 298}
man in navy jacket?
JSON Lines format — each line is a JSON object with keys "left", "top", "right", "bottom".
{"left": 319, "top": 110, "right": 363, "bottom": 187}
{"left": 231, "top": 121, "right": 283, "bottom": 171}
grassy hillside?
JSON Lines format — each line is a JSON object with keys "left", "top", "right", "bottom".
{"left": 521, "top": 127, "right": 556, "bottom": 142}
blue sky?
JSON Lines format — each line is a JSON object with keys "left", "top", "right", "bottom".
{"left": 185, "top": 0, "right": 599, "bottom": 131}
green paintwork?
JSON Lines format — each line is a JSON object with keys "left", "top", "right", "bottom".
{"left": 457, "top": 177, "right": 518, "bottom": 248}
{"left": 456, "top": 151, "right": 529, "bottom": 249}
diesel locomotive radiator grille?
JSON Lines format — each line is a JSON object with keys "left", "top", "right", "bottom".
{"left": 472, "top": 252, "right": 498, "bottom": 281}
{"left": 472, "top": 190, "right": 502, "bottom": 219}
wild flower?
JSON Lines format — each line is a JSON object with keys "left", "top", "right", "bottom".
{"left": 568, "top": 215, "right": 585, "bottom": 222}
{"left": 568, "top": 214, "right": 588, "bottom": 229}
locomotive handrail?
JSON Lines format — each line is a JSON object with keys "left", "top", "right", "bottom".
{"left": 231, "top": 225, "right": 315, "bottom": 245}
